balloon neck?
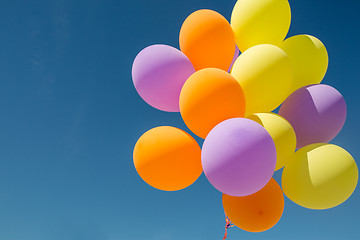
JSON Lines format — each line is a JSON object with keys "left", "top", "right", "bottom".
{"left": 223, "top": 214, "right": 234, "bottom": 240}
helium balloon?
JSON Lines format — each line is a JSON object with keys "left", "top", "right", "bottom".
{"left": 202, "top": 118, "right": 276, "bottom": 196}
{"left": 228, "top": 45, "right": 240, "bottom": 72}
{"left": 282, "top": 143, "right": 358, "bottom": 209}
{"left": 223, "top": 178, "right": 284, "bottom": 232}
{"left": 231, "top": 0, "right": 291, "bottom": 52}
{"left": 279, "top": 84, "right": 346, "bottom": 149}
{"left": 281, "top": 35, "right": 328, "bottom": 93}
{"left": 247, "top": 113, "right": 296, "bottom": 171}
{"left": 132, "top": 44, "right": 195, "bottom": 112}
{"left": 179, "top": 9, "right": 235, "bottom": 71}
{"left": 231, "top": 44, "right": 292, "bottom": 115}
{"left": 133, "top": 126, "right": 202, "bottom": 191}
{"left": 179, "top": 68, "right": 246, "bottom": 139}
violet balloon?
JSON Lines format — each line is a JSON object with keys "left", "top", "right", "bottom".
{"left": 228, "top": 45, "right": 240, "bottom": 72}
{"left": 201, "top": 118, "right": 276, "bottom": 197}
{"left": 279, "top": 84, "right": 347, "bottom": 149}
{"left": 132, "top": 44, "right": 195, "bottom": 112}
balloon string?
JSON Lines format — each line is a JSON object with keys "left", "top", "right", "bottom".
{"left": 223, "top": 213, "right": 234, "bottom": 240}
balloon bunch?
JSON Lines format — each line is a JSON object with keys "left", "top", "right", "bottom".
{"left": 132, "top": 0, "right": 358, "bottom": 234}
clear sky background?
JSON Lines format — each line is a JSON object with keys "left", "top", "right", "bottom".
{"left": 0, "top": 0, "right": 359, "bottom": 239}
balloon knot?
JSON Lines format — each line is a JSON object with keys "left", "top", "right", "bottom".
{"left": 223, "top": 214, "right": 234, "bottom": 240}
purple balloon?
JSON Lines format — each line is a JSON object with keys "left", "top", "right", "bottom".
{"left": 228, "top": 45, "right": 240, "bottom": 72}
{"left": 132, "top": 44, "right": 195, "bottom": 112}
{"left": 279, "top": 84, "right": 347, "bottom": 149}
{"left": 201, "top": 118, "right": 276, "bottom": 197}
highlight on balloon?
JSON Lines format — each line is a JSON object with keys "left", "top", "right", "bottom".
{"left": 131, "top": 0, "right": 358, "bottom": 237}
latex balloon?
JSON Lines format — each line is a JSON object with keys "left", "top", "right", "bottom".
{"left": 133, "top": 126, "right": 202, "bottom": 191}
{"left": 281, "top": 35, "right": 328, "bottom": 93}
{"left": 231, "top": 0, "right": 291, "bottom": 52}
{"left": 231, "top": 44, "right": 292, "bottom": 115}
{"left": 228, "top": 45, "right": 240, "bottom": 72}
{"left": 247, "top": 113, "right": 296, "bottom": 171}
{"left": 201, "top": 118, "right": 276, "bottom": 196}
{"left": 132, "top": 44, "right": 195, "bottom": 112}
{"left": 282, "top": 143, "right": 358, "bottom": 209}
{"left": 279, "top": 84, "right": 346, "bottom": 149}
{"left": 179, "top": 9, "right": 235, "bottom": 71}
{"left": 180, "top": 68, "right": 246, "bottom": 139}
{"left": 223, "top": 178, "right": 284, "bottom": 232}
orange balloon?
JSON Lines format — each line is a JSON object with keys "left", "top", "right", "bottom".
{"left": 179, "top": 68, "right": 246, "bottom": 139}
{"left": 133, "top": 126, "right": 202, "bottom": 191}
{"left": 222, "top": 178, "right": 284, "bottom": 233}
{"left": 179, "top": 9, "right": 236, "bottom": 71}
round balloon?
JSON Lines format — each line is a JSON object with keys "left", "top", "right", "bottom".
{"left": 281, "top": 35, "right": 328, "bottom": 93}
{"left": 231, "top": 44, "right": 292, "bottom": 115}
{"left": 180, "top": 68, "right": 246, "bottom": 139}
{"left": 247, "top": 113, "right": 296, "bottom": 171}
{"left": 133, "top": 126, "right": 202, "bottom": 191}
{"left": 179, "top": 9, "right": 235, "bottom": 71}
{"left": 132, "top": 44, "right": 195, "bottom": 112}
{"left": 202, "top": 118, "right": 276, "bottom": 196}
{"left": 231, "top": 0, "right": 291, "bottom": 52}
{"left": 223, "top": 178, "right": 284, "bottom": 232}
{"left": 279, "top": 84, "right": 347, "bottom": 149}
{"left": 228, "top": 45, "right": 240, "bottom": 72}
{"left": 282, "top": 143, "right": 358, "bottom": 209}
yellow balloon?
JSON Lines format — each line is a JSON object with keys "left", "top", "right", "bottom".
{"left": 282, "top": 143, "right": 358, "bottom": 210}
{"left": 231, "top": 0, "right": 291, "bottom": 52}
{"left": 231, "top": 44, "right": 292, "bottom": 115}
{"left": 247, "top": 113, "right": 296, "bottom": 171}
{"left": 281, "top": 35, "right": 328, "bottom": 93}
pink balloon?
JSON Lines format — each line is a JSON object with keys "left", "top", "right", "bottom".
{"left": 132, "top": 44, "right": 195, "bottom": 112}
{"left": 201, "top": 118, "right": 276, "bottom": 196}
{"left": 279, "top": 84, "right": 346, "bottom": 149}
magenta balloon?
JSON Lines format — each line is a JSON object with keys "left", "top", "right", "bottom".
{"left": 132, "top": 44, "right": 195, "bottom": 112}
{"left": 279, "top": 84, "right": 347, "bottom": 149}
{"left": 201, "top": 118, "right": 276, "bottom": 197}
{"left": 228, "top": 45, "right": 240, "bottom": 72}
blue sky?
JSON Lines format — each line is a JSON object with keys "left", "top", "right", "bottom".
{"left": 0, "top": 0, "right": 359, "bottom": 239}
